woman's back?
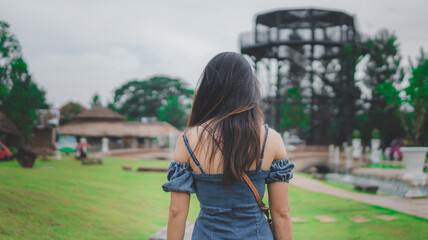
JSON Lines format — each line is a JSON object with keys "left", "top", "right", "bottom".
{"left": 181, "top": 124, "right": 283, "bottom": 173}
{"left": 163, "top": 124, "right": 294, "bottom": 239}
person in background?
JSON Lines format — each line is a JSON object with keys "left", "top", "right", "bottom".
{"left": 390, "top": 138, "right": 404, "bottom": 160}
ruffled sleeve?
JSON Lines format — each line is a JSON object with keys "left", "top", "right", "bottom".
{"left": 265, "top": 158, "right": 295, "bottom": 184}
{"left": 162, "top": 160, "right": 196, "bottom": 194}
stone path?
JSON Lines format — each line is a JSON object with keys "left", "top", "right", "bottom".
{"left": 315, "top": 215, "right": 337, "bottom": 222}
{"left": 291, "top": 174, "right": 428, "bottom": 219}
{"left": 291, "top": 217, "right": 307, "bottom": 223}
{"left": 376, "top": 215, "right": 398, "bottom": 221}
{"left": 350, "top": 216, "right": 370, "bottom": 223}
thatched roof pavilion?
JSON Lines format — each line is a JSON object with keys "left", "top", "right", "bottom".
{"left": 75, "top": 106, "right": 126, "bottom": 122}
{"left": 59, "top": 121, "right": 179, "bottom": 138}
{"left": 59, "top": 106, "right": 179, "bottom": 138}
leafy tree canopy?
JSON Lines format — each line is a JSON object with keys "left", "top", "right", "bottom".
{"left": 365, "top": 29, "right": 403, "bottom": 89}
{"left": 60, "top": 102, "right": 87, "bottom": 125}
{"left": 0, "top": 21, "right": 48, "bottom": 144}
{"left": 0, "top": 21, "right": 21, "bottom": 89}
{"left": 112, "top": 76, "right": 194, "bottom": 121}
{"left": 330, "top": 44, "right": 364, "bottom": 144}
{"left": 91, "top": 93, "right": 101, "bottom": 108}
{"left": 359, "top": 29, "right": 405, "bottom": 147}
{"left": 377, "top": 48, "right": 428, "bottom": 146}
{"left": 280, "top": 87, "right": 309, "bottom": 132}
{"left": 158, "top": 95, "right": 189, "bottom": 129}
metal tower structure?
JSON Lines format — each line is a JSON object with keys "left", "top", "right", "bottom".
{"left": 239, "top": 8, "right": 365, "bottom": 144}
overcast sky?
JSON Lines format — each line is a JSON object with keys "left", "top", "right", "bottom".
{"left": 1, "top": 0, "right": 427, "bottom": 108}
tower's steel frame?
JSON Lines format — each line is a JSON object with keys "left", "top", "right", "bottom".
{"left": 240, "top": 8, "right": 365, "bottom": 143}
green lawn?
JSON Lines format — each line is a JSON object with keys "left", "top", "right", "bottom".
{"left": 0, "top": 156, "right": 427, "bottom": 239}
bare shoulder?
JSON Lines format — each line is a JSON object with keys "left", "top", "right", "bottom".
{"left": 184, "top": 125, "right": 201, "bottom": 138}
{"left": 267, "top": 127, "right": 287, "bottom": 160}
{"left": 267, "top": 127, "right": 282, "bottom": 140}
{"left": 173, "top": 132, "right": 190, "bottom": 164}
{"left": 173, "top": 126, "right": 203, "bottom": 164}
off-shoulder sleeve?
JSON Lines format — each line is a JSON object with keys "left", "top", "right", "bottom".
{"left": 162, "top": 160, "right": 196, "bottom": 193}
{"left": 265, "top": 158, "right": 295, "bottom": 184}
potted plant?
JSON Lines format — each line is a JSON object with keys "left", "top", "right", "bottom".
{"left": 371, "top": 128, "right": 381, "bottom": 149}
{"left": 352, "top": 129, "right": 361, "bottom": 139}
{"left": 378, "top": 49, "right": 428, "bottom": 197}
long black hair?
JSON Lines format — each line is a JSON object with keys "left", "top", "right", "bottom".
{"left": 188, "top": 52, "right": 264, "bottom": 185}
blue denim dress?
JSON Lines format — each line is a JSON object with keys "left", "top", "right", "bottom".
{"left": 162, "top": 125, "right": 295, "bottom": 239}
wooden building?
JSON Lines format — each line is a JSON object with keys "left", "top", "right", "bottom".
{"left": 31, "top": 109, "right": 60, "bottom": 154}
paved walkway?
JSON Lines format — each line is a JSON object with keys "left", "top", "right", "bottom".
{"left": 291, "top": 174, "right": 428, "bottom": 219}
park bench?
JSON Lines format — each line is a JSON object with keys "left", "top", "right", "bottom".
{"left": 137, "top": 167, "right": 168, "bottom": 172}
{"left": 122, "top": 165, "right": 132, "bottom": 170}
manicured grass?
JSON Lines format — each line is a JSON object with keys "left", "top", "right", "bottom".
{"left": 0, "top": 156, "right": 199, "bottom": 240}
{"left": 1, "top": 156, "right": 427, "bottom": 239}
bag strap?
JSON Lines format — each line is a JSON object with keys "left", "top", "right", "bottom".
{"left": 242, "top": 172, "right": 270, "bottom": 218}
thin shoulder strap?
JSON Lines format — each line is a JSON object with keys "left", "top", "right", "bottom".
{"left": 182, "top": 129, "right": 205, "bottom": 174}
{"left": 259, "top": 124, "right": 269, "bottom": 169}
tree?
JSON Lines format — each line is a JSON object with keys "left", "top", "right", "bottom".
{"left": 0, "top": 21, "right": 48, "bottom": 144}
{"left": 365, "top": 30, "right": 403, "bottom": 89}
{"left": 60, "top": 102, "right": 87, "bottom": 125}
{"left": 158, "top": 96, "right": 189, "bottom": 129}
{"left": 280, "top": 87, "right": 309, "bottom": 131}
{"left": 1, "top": 58, "right": 48, "bottom": 143}
{"left": 363, "top": 29, "right": 404, "bottom": 147}
{"left": 0, "top": 21, "right": 21, "bottom": 106}
{"left": 328, "top": 44, "right": 364, "bottom": 144}
{"left": 112, "top": 76, "right": 193, "bottom": 121}
{"left": 378, "top": 48, "right": 428, "bottom": 146}
{"left": 90, "top": 93, "right": 101, "bottom": 108}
